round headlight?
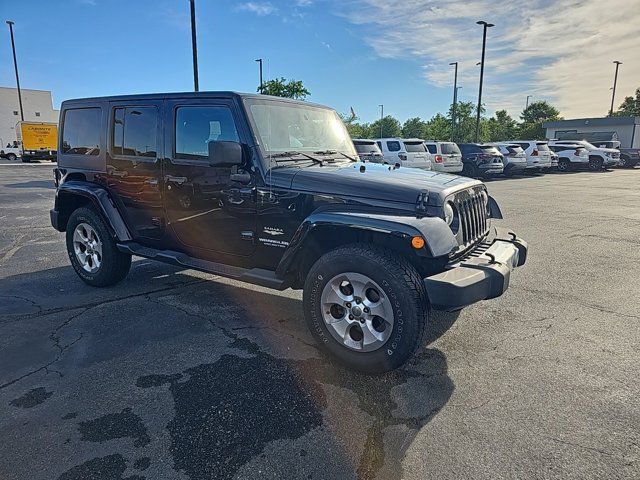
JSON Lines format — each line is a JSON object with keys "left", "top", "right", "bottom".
{"left": 444, "top": 201, "right": 455, "bottom": 225}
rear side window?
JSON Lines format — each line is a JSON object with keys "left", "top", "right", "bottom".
{"left": 386, "top": 141, "right": 401, "bottom": 152}
{"left": 425, "top": 144, "right": 437, "bottom": 154}
{"left": 175, "top": 106, "right": 239, "bottom": 160}
{"left": 403, "top": 141, "right": 425, "bottom": 153}
{"left": 62, "top": 108, "right": 101, "bottom": 155}
{"left": 112, "top": 107, "right": 158, "bottom": 157}
{"left": 441, "top": 143, "right": 460, "bottom": 155}
{"left": 506, "top": 145, "right": 524, "bottom": 155}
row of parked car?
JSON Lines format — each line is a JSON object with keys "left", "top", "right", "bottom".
{"left": 352, "top": 138, "right": 632, "bottom": 178}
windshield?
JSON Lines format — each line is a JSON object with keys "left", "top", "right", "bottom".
{"left": 536, "top": 143, "right": 550, "bottom": 152}
{"left": 506, "top": 145, "right": 524, "bottom": 155}
{"left": 244, "top": 98, "right": 357, "bottom": 159}
{"left": 479, "top": 145, "right": 501, "bottom": 155}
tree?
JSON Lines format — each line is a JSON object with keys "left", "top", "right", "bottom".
{"left": 448, "top": 101, "right": 479, "bottom": 143}
{"left": 401, "top": 117, "right": 428, "bottom": 138}
{"left": 612, "top": 88, "right": 640, "bottom": 117}
{"left": 260, "top": 77, "right": 310, "bottom": 100}
{"left": 424, "top": 114, "right": 451, "bottom": 141}
{"left": 518, "top": 101, "right": 561, "bottom": 140}
{"left": 339, "top": 113, "right": 370, "bottom": 138}
{"left": 369, "top": 115, "right": 402, "bottom": 138}
{"left": 485, "top": 110, "right": 518, "bottom": 142}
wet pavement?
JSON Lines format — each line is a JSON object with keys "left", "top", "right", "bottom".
{"left": 0, "top": 162, "right": 639, "bottom": 479}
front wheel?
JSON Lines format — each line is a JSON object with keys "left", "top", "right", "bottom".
{"left": 303, "top": 244, "right": 429, "bottom": 373}
{"left": 6, "top": 153, "right": 17, "bottom": 162}
{"left": 588, "top": 157, "right": 603, "bottom": 171}
{"left": 557, "top": 159, "right": 571, "bottom": 172}
{"left": 66, "top": 207, "right": 131, "bottom": 287}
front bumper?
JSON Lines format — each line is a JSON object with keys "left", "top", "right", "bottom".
{"left": 424, "top": 227, "right": 528, "bottom": 311}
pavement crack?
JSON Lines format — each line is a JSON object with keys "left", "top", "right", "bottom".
{"left": 542, "top": 435, "right": 614, "bottom": 457}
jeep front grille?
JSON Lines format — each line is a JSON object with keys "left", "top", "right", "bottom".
{"left": 452, "top": 187, "right": 489, "bottom": 247}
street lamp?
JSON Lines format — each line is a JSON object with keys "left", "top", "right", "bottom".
{"left": 449, "top": 62, "right": 458, "bottom": 142}
{"left": 526, "top": 95, "right": 532, "bottom": 109}
{"left": 189, "top": 0, "right": 199, "bottom": 92}
{"left": 609, "top": 61, "right": 622, "bottom": 116}
{"left": 475, "top": 20, "right": 494, "bottom": 142}
{"left": 255, "top": 59, "right": 263, "bottom": 93}
{"left": 5, "top": 20, "right": 24, "bottom": 122}
{"left": 379, "top": 104, "right": 384, "bottom": 138}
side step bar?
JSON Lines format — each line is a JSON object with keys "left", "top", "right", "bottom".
{"left": 117, "top": 242, "right": 290, "bottom": 290}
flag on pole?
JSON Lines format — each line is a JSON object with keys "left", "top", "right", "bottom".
{"left": 349, "top": 106, "right": 356, "bottom": 121}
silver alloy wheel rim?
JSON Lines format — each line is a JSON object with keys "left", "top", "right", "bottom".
{"left": 73, "top": 222, "right": 103, "bottom": 274}
{"left": 320, "top": 272, "right": 394, "bottom": 352}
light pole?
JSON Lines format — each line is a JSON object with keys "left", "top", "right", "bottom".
{"left": 379, "top": 104, "right": 384, "bottom": 138}
{"left": 189, "top": 0, "right": 199, "bottom": 92}
{"left": 475, "top": 20, "right": 494, "bottom": 142}
{"left": 526, "top": 95, "right": 532, "bottom": 110}
{"left": 609, "top": 61, "right": 622, "bottom": 116}
{"left": 449, "top": 62, "right": 458, "bottom": 142}
{"left": 6, "top": 21, "right": 24, "bottom": 122}
{"left": 255, "top": 59, "right": 263, "bottom": 93}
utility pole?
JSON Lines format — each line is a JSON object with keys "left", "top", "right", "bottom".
{"left": 526, "top": 95, "right": 532, "bottom": 110}
{"left": 379, "top": 104, "right": 384, "bottom": 138}
{"left": 609, "top": 61, "right": 622, "bottom": 116}
{"left": 475, "top": 20, "right": 494, "bottom": 142}
{"left": 189, "top": 0, "right": 199, "bottom": 92}
{"left": 255, "top": 59, "right": 263, "bottom": 93}
{"left": 6, "top": 21, "right": 24, "bottom": 121}
{"left": 449, "top": 62, "right": 458, "bottom": 142}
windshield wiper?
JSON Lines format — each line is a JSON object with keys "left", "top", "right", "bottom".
{"left": 268, "top": 151, "right": 325, "bottom": 165}
{"left": 313, "top": 150, "right": 358, "bottom": 162}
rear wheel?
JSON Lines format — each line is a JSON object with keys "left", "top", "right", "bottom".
{"left": 462, "top": 162, "right": 479, "bottom": 179}
{"left": 66, "top": 207, "right": 131, "bottom": 287}
{"left": 557, "top": 159, "right": 571, "bottom": 172}
{"left": 303, "top": 244, "right": 429, "bottom": 373}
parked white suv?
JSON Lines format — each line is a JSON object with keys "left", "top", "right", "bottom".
{"left": 547, "top": 143, "right": 589, "bottom": 172}
{"left": 375, "top": 138, "right": 432, "bottom": 170}
{"left": 505, "top": 140, "right": 553, "bottom": 172}
{"left": 490, "top": 143, "right": 528, "bottom": 176}
{"left": 550, "top": 140, "right": 620, "bottom": 170}
{"left": 423, "top": 141, "right": 463, "bottom": 173}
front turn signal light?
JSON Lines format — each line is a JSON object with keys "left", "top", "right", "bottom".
{"left": 411, "top": 236, "right": 425, "bottom": 249}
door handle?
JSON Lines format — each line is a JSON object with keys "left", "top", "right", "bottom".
{"left": 166, "top": 176, "right": 187, "bottom": 185}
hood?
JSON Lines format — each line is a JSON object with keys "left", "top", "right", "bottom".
{"left": 273, "top": 162, "right": 481, "bottom": 206}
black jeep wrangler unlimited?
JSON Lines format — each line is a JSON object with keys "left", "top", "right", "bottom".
{"left": 50, "top": 92, "right": 527, "bottom": 372}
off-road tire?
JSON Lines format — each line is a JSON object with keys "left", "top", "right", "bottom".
{"left": 66, "top": 207, "right": 131, "bottom": 287}
{"left": 303, "top": 244, "right": 429, "bottom": 373}
{"left": 557, "top": 158, "right": 571, "bottom": 172}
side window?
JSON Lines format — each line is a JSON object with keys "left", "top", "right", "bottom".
{"left": 387, "top": 141, "right": 401, "bottom": 152}
{"left": 112, "top": 106, "right": 158, "bottom": 157}
{"left": 376, "top": 141, "right": 382, "bottom": 150}
{"left": 517, "top": 143, "right": 529, "bottom": 150}
{"left": 62, "top": 108, "right": 101, "bottom": 155}
{"left": 175, "top": 106, "right": 239, "bottom": 161}
{"left": 425, "top": 144, "right": 437, "bottom": 154}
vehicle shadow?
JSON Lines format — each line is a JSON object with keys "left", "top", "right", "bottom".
{"left": 1, "top": 262, "right": 457, "bottom": 480}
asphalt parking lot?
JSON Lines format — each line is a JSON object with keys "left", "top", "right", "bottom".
{"left": 0, "top": 160, "right": 639, "bottom": 480}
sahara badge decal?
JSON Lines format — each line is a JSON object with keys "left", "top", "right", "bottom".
{"left": 259, "top": 226, "right": 289, "bottom": 248}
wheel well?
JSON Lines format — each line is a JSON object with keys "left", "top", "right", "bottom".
{"left": 55, "top": 192, "right": 92, "bottom": 231}
{"left": 589, "top": 155, "right": 602, "bottom": 161}
{"left": 288, "top": 226, "right": 438, "bottom": 288}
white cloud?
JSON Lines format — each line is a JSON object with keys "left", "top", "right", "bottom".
{"left": 236, "top": 2, "right": 278, "bottom": 16}
{"left": 337, "top": 0, "right": 640, "bottom": 118}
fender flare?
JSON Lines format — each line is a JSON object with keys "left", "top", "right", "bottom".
{"left": 54, "top": 181, "right": 132, "bottom": 241}
{"left": 275, "top": 210, "right": 458, "bottom": 277}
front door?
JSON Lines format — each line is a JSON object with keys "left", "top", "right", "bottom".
{"left": 163, "top": 99, "right": 256, "bottom": 260}
{"left": 105, "top": 100, "right": 164, "bottom": 240}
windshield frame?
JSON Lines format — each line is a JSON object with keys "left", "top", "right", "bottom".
{"left": 242, "top": 96, "right": 357, "bottom": 169}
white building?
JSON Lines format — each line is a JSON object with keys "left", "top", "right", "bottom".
{"left": 0, "top": 86, "right": 59, "bottom": 148}
{"left": 544, "top": 116, "right": 640, "bottom": 149}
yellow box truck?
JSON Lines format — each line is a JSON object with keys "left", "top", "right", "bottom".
{"left": 16, "top": 122, "right": 58, "bottom": 162}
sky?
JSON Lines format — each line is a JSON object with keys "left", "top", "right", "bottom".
{"left": 0, "top": 0, "right": 638, "bottom": 124}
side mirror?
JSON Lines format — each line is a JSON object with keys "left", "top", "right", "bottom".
{"left": 208, "top": 141, "right": 243, "bottom": 167}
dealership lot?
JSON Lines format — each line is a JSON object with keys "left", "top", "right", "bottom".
{"left": 0, "top": 163, "right": 639, "bottom": 479}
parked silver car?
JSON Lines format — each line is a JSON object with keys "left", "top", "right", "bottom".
{"left": 490, "top": 143, "right": 528, "bottom": 176}
{"left": 423, "top": 141, "right": 464, "bottom": 173}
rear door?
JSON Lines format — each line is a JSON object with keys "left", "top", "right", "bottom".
{"left": 441, "top": 142, "right": 462, "bottom": 166}
{"left": 106, "top": 100, "right": 164, "bottom": 241}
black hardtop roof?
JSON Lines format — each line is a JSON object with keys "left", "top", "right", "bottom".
{"left": 60, "top": 91, "right": 328, "bottom": 109}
